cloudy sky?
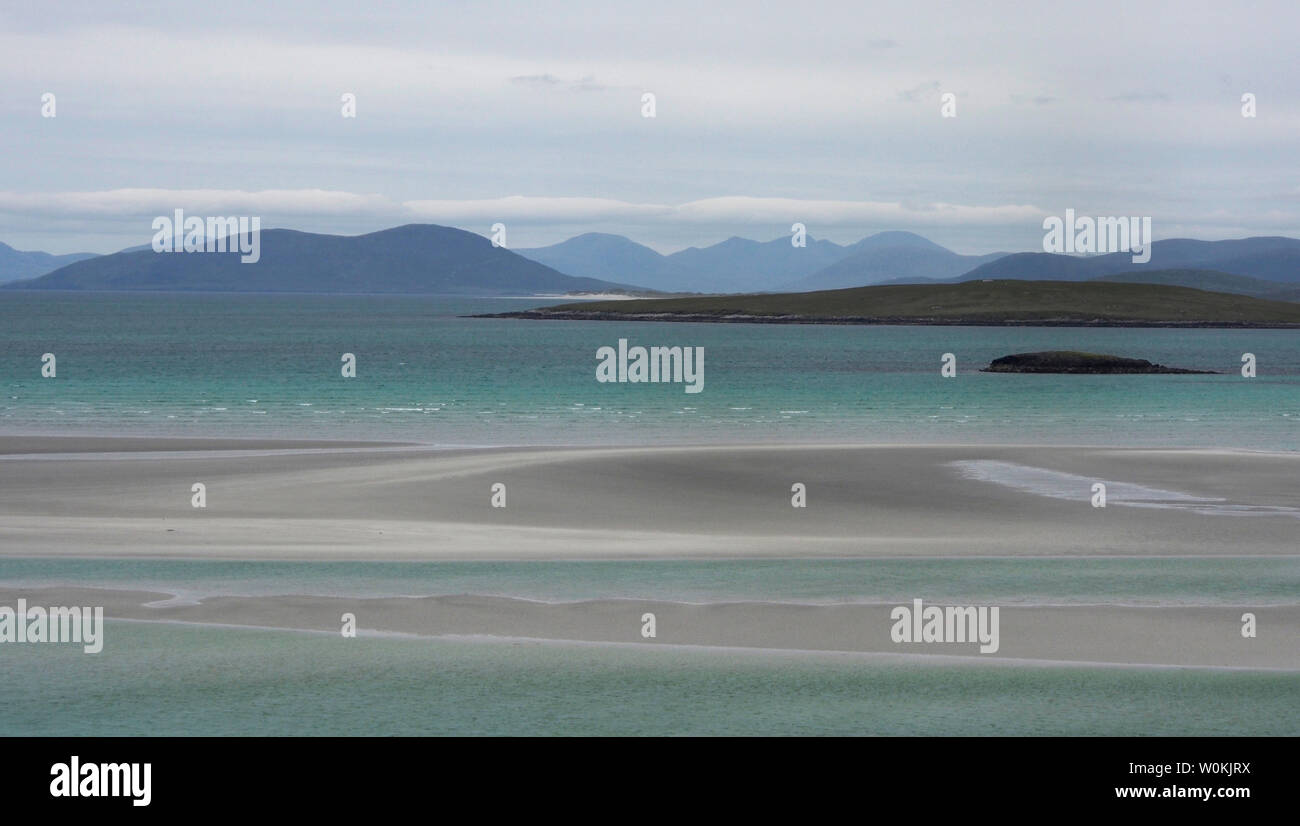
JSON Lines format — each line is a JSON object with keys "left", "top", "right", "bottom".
{"left": 2, "top": 0, "right": 1296, "bottom": 254}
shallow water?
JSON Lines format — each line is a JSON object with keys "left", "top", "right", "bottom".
{"left": 3, "top": 621, "right": 1296, "bottom": 736}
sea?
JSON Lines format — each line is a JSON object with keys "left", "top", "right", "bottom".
{"left": 1, "top": 292, "right": 1296, "bottom": 447}
{"left": 1, "top": 291, "right": 1296, "bottom": 735}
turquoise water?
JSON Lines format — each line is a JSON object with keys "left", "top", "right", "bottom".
{"left": 3, "top": 556, "right": 1298, "bottom": 606}
{"left": 3, "top": 292, "right": 1297, "bottom": 735}
{"left": 2, "top": 291, "right": 1297, "bottom": 448}
{"left": 2, "top": 621, "right": 1295, "bottom": 736}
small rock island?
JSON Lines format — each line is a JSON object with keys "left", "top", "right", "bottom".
{"left": 981, "top": 351, "right": 1217, "bottom": 374}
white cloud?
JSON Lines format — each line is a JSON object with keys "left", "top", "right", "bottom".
{"left": 0, "top": 189, "right": 396, "bottom": 217}
{"left": 403, "top": 196, "right": 670, "bottom": 222}
{"left": 670, "top": 197, "right": 1044, "bottom": 226}
{"left": 0, "top": 189, "right": 1043, "bottom": 228}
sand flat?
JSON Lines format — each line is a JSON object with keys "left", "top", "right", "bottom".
{"left": 0, "top": 436, "right": 1296, "bottom": 559}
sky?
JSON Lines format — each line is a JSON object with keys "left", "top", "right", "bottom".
{"left": 1, "top": 0, "right": 1297, "bottom": 255}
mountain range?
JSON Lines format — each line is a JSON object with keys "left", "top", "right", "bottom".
{"left": 782, "top": 231, "right": 1008, "bottom": 291}
{"left": 518, "top": 232, "right": 1300, "bottom": 294}
{"left": 518, "top": 232, "right": 848, "bottom": 293}
{"left": 517, "top": 230, "right": 1006, "bottom": 293}
{"left": 3, "top": 225, "right": 635, "bottom": 295}
{"left": 5, "top": 226, "right": 1298, "bottom": 298}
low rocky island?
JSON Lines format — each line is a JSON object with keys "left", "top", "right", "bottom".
{"left": 476, "top": 281, "right": 1300, "bottom": 327}
{"left": 981, "top": 351, "right": 1217, "bottom": 374}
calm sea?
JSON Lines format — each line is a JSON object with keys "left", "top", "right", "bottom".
{"left": 2, "top": 291, "right": 1297, "bottom": 448}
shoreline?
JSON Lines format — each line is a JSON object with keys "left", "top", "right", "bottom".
{"left": 475, "top": 310, "right": 1300, "bottom": 328}
{"left": 2, "top": 433, "right": 1296, "bottom": 456}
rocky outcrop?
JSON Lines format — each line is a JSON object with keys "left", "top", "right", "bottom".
{"left": 981, "top": 351, "right": 1216, "bottom": 374}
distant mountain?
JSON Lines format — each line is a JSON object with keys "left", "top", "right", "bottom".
{"left": 5, "top": 224, "right": 643, "bottom": 295}
{"left": 958, "top": 236, "right": 1300, "bottom": 284}
{"left": 518, "top": 233, "right": 683, "bottom": 288}
{"left": 519, "top": 230, "right": 1011, "bottom": 293}
{"left": 663, "top": 235, "right": 848, "bottom": 292}
{"left": 16, "top": 227, "right": 1298, "bottom": 297}
{"left": 844, "top": 230, "right": 941, "bottom": 251}
{"left": 1092, "top": 269, "right": 1295, "bottom": 299}
{"left": 787, "top": 231, "right": 1006, "bottom": 290}
{"left": 0, "top": 242, "right": 97, "bottom": 283}
{"left": 518, "top": 232, "right": 850, "bottom": 292}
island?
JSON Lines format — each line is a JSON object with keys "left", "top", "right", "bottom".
{"left": 478, "top": 280, "right": 1300, "bottom": 327}
{"left": 980, "top": 351, "right": 1217, "bottom": 374}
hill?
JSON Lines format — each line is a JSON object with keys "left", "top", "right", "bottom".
{"left": 958, "top": 236, "right": 1300, "bottom": 284}
{"left": 4, "top": 224, "right": 642, "bottom": 295}
{"left": 0, "top": 242, "right": 98, "bottom": 283}
{"left": 1090, "top": 269, "right": 1297, "bottom": 299}
{"left": 485, "top": 280, "right": 1300, "bottom": 327}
